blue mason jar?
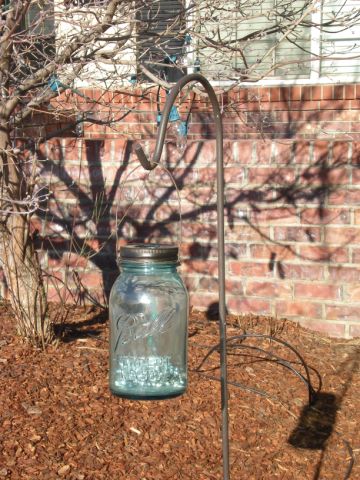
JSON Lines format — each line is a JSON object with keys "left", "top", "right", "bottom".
{"left": 109, "top": 244, "right": 188, "bottom": 400}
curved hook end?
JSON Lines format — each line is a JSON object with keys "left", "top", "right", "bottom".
{"left": 134, "top": 143, "right": 156, "bottom": 171}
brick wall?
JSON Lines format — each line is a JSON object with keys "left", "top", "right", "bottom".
{"left": 13, "top": 83, "right": 360, "bottom": 337}
{"left": 20, "top": 83, "right": 360, "bottom": 141}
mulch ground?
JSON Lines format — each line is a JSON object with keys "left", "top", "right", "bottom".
{"left": 0, "top": 304, "right": 359, "bottom": 480}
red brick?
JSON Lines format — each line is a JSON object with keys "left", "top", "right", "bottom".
{"left": 322, "top": 85, "right": 333, "bottom": 100}
{"left": 301, "top": 208, "right": 350, "bottom": 225}
{"left": 311, "top": 86, "right": 322, "bottom": 101}
{"left": 62, "top": 253, "right": 89, "bottom": 269}
{"left": 275, "top": 111, "right": 300, "bottom": 122}
{"left": 334, "top": 111, "right": 359, "bottom": 122}
{"left": 77, "top": 271, "right": 103, "bottom": 288}
{"left": 303, "top": 166, "right": 349, "bottom": 185}
{"left": 352, "top": 247, "right": 360, "bottom": 263}
{"left": 325, "top": 227, "right": 360, "bottom": 245}
{"left": 225, "top": 279, "right": 244, "bottom": 295}
{"left": 189, "top": 293, "right": 218, "bottom": 310}
{"left": 345, "top": 85, "right": 356, "bottom": 100}
{"left": 181, "top": 185, "right": 216, "bottom": 205}
{"left": 278, "top": 87, "right": 291, "bottom": 102}
{"left": 247, "top": 88, "right": 259, "bottom": 101}
{"left": 328, "top": 266, "right": 360, "bottom": 282}
{"left": 349, "top": 324, "right": 360, "bottom": 337}
{"left": 326, "top": 305, "right": 360, "bottom": 321}
{"left": 256, "top": 141, "right": 272, "bottom": 164}
{"left": 47, "top": 253, "right": 65, "bottom": 269}
{"left": 227, "top": 225, "right": 270, "bottom": 243}
{"left": 333, "top": 85, "right": 344, "bottom": 100}
{"left": 227, "top": 297, "right": 271, "bottom": 315}
{"left": 307, "top": 109, "right": 332, "bottom": 123}
{"left": 233, "top": 123, "right": 254, "bottom": 136}
{"left": 294, "top": 141, "right": 311, "bottom": 164}
{"left": 246, "top": 281, "right": 292, "bottom": 298}
{"left": 301, "top": 86, "right": 312, "bottom": 101}
{"left": 223, "top": 124, "right": 235, "bottom": 138}
{"left": 200, "top": 206, "right": 221, "bottom": 222}
{"left": 274, "top": 141, "right": 294, "bottom": 164}
{"left": 248, "top": 167, "right": 294, "bottom": 184}
{"left": 299, "top": 245, "right": 348, "bottom": 263}
{"left": 187, "top": 140, "right": 216, "bottom": 166}
{"left": 182, "top": 259, "right": 218, "bottom": 275}
{"left": 237, "top": 88, "right": 248, "bottom": 102}
{"left": 290, "top": 86, "right": 301, "bottom": 101}
{"left": 250, "top": 244, "right": 296, "bottom": 260}
{"left": 199, "top": 276, "right": 219, "bottom": 292}
{"left": 180, "top": 242, "right": 211, "bottom": 259}
{"left": 313, "top": 140, "right": 330, "bottom": 162}
{"left": 258, "top": 87, "right": 270, "bottom": 102}
{"left": 295, "top": 283, "right": 340, "bottom": 300}
{"left": 47, "top": 285, "right": 69, "bottom": 303}
{"left": 273, "top": 226, "right": 321, "bottom": 243}
{"left": 280, "top": 264, "right": 324, "bottom": 281}
{"left": 112, "top": 138, "right": 128, "bottom": 159}
{"left": 328, "top": 189, "right": 360, "bottom": 206}
{"left": 351, "top": 121, "right": 360, "bottom": 133}
{"left": 228, "top": 261, "right": 272, "bottom": 277}
{"left": 182, "top": 276, "right": 198, "bottom": 291}
{"left": 208, "top": 243, "right": 248, "bottom": 259}
{"left": 290, "top": 100, "right": 319, "bottom": 111}
{"left": 184, "top": 122, "right": 215, "bottom": 138}
{"left": 232, "top": 141, "right": 254, "bottom": 165}
{"left": 181, "top": 222, "right": 217, "bottom": 240}
{"left": 276, "top": 300, "right": 321, "bottom": 317}
{"left": 266, "top": 100, "right": 290, "bottom": 111}
{"left": 223, "top": 167, "right": 245, "bottom": 184}
{"left": 321, "top": 122, "right": 351, "bottom": 133}
{"left": 344, "top": 285, "right": 360, "bottom": 302}
{"left": 300, "top": 320, "right": 345, "bottom": 338}
{"left": 320, "top": 100, "right": 352, "bottom": 111}
{"left": 250, "top": 207, "right": 298, "bottom": 225}
{"left": 351, "top": 168, "right": 360, "bottom": 185}
{"left": 270, "top": 87, "right": 280, "bottom": 102}
{"left": 332, "top": 141, "right": 349, "bottom": 163}
{"left": 296, "top": 122, "right": 318, "bottom": 136}
{"left": 352, "top": 142, "right": 360, "bottom": 165}
{"left": 221, "top": 140, "right": 235, "bottom": 166}
{"left": 354, "top": 210, "right": 360, "bottom": 225}
{"left": 44, "top": 139, "right": 64, "bottom": 162}
{"left": 199, "top": 277, "right": 244, "bottom": 295}
{"left": 123, "top": 123, "right": 156, "bottom": 136}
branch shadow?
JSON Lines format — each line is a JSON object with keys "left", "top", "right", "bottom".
{"left": 288, "top": 392, "right": 338, "bottom": 450}
{"left": 288, "top": 346, "right": 360, "bottom": 479}
{"left": 54, "top": 308, "right": 107, "bottom": 343}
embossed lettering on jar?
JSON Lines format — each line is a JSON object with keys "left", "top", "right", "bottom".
{"left": 109, "top": 244, "right": 189, "bottom": 400}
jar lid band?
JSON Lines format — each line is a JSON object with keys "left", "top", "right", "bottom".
{"left": 119, "top": 243, "right": 179, "bottom": 263}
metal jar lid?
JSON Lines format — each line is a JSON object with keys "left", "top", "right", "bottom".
{"left": 119, "top": 244, "right": 179, "bottom": 263}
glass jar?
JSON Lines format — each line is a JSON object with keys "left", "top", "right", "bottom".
{"left": 109, "top": 244, "right": 188, "bottom": 400}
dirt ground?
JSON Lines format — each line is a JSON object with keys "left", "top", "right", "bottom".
{"left": 0, "top": 304, "right": 359, "bottom": 480}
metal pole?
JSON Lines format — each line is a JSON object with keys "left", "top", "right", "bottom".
{"left": 134, "top": 73, "right": 230, "bottom": 480}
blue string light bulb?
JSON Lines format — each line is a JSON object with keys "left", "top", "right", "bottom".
{"left": 168, "top": 105, "right": 188, "bottom": 154}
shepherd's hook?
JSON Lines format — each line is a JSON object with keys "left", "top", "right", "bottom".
{"left": 134, "top": 73, "right": 230, "bottom": 480}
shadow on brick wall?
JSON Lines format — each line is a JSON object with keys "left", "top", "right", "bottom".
{"left": 28, "top": 134, "right": 359, "bottom": 335}
{"left": 34, "top": 138, "right": 134, "bottom": 304}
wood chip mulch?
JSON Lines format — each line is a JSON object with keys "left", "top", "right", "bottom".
{"left": 0, "top": 304, "right": 359, "bottom": 480}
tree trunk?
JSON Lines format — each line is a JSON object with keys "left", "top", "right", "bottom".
{"left": 0, "top": 126, "right": 52, "bottom": 347}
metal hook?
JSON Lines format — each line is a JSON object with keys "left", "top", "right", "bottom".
{"left": 134, "top": 73, "right": 230, "bottom": 480}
